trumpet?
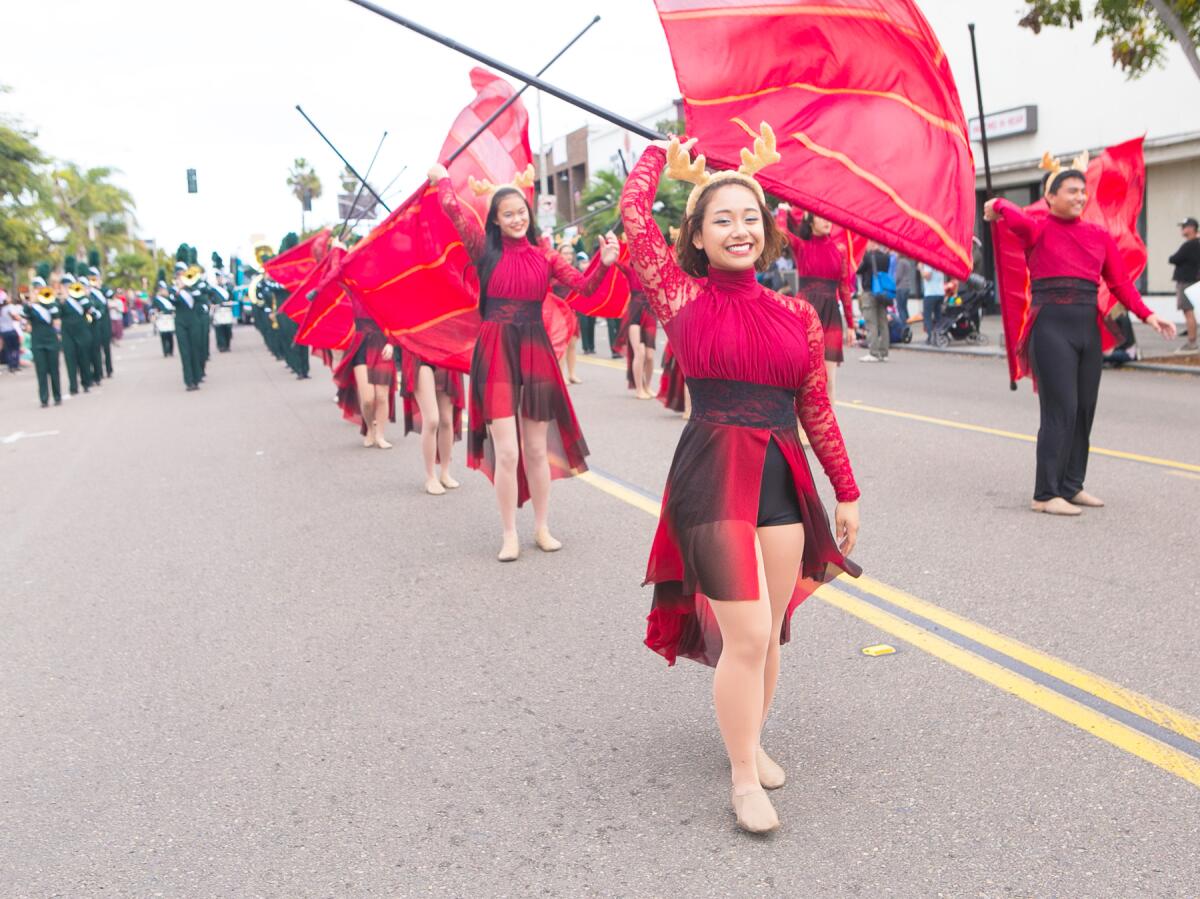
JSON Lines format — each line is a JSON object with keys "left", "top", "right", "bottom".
{"left": 36, "top": 286, "right": 56, "bottom": 304}
{"left": 254, "top": 244, "right": 274, "bottom": 267}
{"left": 180, "top": 264, "right": 204, "bottom": 287}
{"left": 66, "top": 282, "right": 89, "bottom": 299}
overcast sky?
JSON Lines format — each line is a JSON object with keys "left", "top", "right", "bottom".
{"left": 2, "top": 0, "right": 1189, "bottom": 266}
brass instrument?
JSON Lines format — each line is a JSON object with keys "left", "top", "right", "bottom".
{"left": 181, "top": 264, "right": 203, "bottom": 288}
{"left": 35, "top": 286, "right": 56, "bottom": 304}
{"left": 66, "top": 282, "right": 89, "bottom": 299}
{"left": 254, "top": 244, "right": 274, "bottom": 267}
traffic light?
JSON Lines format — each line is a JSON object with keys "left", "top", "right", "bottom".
{"left": 187, "top": 168, "right": 198, "bottom": 193}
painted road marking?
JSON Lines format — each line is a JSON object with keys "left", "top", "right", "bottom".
{"left": 582, "top": 463, "right": 1200, "bottom": 789}
{"left": 1, "top": 430, "right": 61, "bottom": 445}
{"left": 837, "top": 400, "right": 1200, "bottom": 474}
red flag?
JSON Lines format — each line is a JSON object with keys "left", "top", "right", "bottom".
{"left": 566, "top": 243, "right": 632, "bottom": 319}
{"left": 264, "top": 230, "right": 330, "bottom": 290}
{"left": 295, "top": 247, "right": 356, "bottom": 351}
{"left": 335, "top": 69, "right": 534, "bottom": 373}
{"left": 1083, "top": 137, "right": 1147, "bottom": 329}
{"left": 654, "top": 0, "right": 975, "bottom": 278}
{"left": 991, "top": 207, "right": 1041, "bottom": 385}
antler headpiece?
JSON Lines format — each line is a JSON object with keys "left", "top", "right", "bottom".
{"left": 468, "top": 164, "right": 537, "bottom": 201}
{"left": 1039, "top": 149, "right": 1089, "bottom": 197}
{"left": 667, "top": 122, "right": 782, "bottom": 217}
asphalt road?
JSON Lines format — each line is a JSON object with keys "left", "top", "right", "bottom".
{"left": 2, "top": 322, "right": 1198, "bottom": 897}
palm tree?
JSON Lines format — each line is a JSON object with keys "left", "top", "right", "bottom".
{"left": 47, "top": 163, "right": 136, "bottom": 261}
{"left": 577, "top": 170, "right": 625, "bottom": 239}
{"left": 287, "top": 158, "right": 322, "bottom": 232}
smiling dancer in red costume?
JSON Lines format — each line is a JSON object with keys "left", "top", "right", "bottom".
{"left": 985, "top": 151, "right": 1175, "bottom": 516}
{"left": 622, "top": 127, "right": 861, "bottom": 834}
{"left": 429, "top": 162, "right": 618, "bottom": 561}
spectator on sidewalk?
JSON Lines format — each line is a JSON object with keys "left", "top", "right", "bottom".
{"left": 920, "top": 264, "right": 946, "bottom": 344}
{"left": 1169, "top": 216, "right": 1199, "bottom": 352}
{"left": 893, "top": 253, "right": 918, "bottom": 325}
{"left": 1, "top": 290, "right": 23, "bottom": 372}
{"left": 856, "top": 243, "right": 893, "bottom": 362}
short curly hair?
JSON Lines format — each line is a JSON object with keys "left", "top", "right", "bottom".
{"left": 673, "top": 180, "right": 786, "bottom": 278}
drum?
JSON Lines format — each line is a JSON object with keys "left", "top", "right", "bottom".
{"left": 213, "top": 306, "right": 235, "bottom": 326}
{"left": 156, "top": 314, "right": 175, "bottom": 334}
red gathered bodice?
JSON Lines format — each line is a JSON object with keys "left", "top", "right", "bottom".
{"left": 438, "top": 181, "right": 608, "bottom": 301}
{"left": 621, "top": 146, "right": 860, "bottom": 502}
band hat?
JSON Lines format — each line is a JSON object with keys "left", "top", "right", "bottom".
{"left": 32, "top": 276, "right": 46, "bottom": 288}
{"left": 174, "top": 261, "right": 187, "bottom": 272}
{"left": 88, "top": 266, "right": 100, "bottom": 276}
{"left": 62, "top": 273, "right": 77, "bottom": 284}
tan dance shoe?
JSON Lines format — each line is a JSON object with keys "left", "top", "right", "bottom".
{"left": 534, "top": 528, "right": 562, "bottom": 552}
{"left": 374, "top": 436, "right": 393, "bottom": 450}
{"left": 439, "top": 473, "right": 461, "bottom": 490}
{"left": 1069, "top": 490, "right": 1105, "bottom": 507}
{"left": 425, "top": 478, "right": 446, "bottom": 496}
{"left": 756, "top": 748, "right": 786, "bottom": 790}
{"left": 1030, "top": 497, "right": 1082, "bottom": 516}
{"left": 497, "top": 533, "right": 520, "bottom": 562}
{"left": 732, "top": 788, "right": 780, "bottom": 834}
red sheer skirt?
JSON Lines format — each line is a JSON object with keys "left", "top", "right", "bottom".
{"left": 333, "top": 320, "right": 396, "bottom": 434}
{"left": 469, "top": 298, "right": 589, "bottom": 506}
{"left": 617, "top": 293, "right": 658, "bottom": 389}
{"left": 657, "top": 343, "right": 686, "bottom": 412}
{"left": 797, "top": 277, "right": 845, "bottom": 364}
{"left": 400, "top": 349, "right": 465, "bottom": 441}
{"left": 644, "top": 378, "right": 861, "bottom": 667}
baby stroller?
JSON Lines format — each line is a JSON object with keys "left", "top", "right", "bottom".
{"left": 931, "top": 274, "right": 990, "bottom": 347}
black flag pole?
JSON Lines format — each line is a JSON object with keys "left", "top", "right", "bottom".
{"left": 342, "top": 0, "right": 664, "bottom": 142}
{"left": 295, "top": 105, "right": 392, "bottom": 213}
{"left": 385, "top": 14, "right": 604, "bottom": 220}
{"left": 338, "top": 130, "right": 387, "bottom": 239}
{"left": 969, "top": 24, "right": 1016, "bottom": 391}
{"left": 968, "top": 23, "right": 994, "bottom": 197}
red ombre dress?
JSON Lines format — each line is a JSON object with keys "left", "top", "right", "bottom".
{"left": 333, "top": 293, "right": 397, "bottom": 434}
{"left": 438, "top": 181, "right": 607, "bottom": 504}
{"left": 622, "top": 146, "right": 862, "bottom": 668}
{"left": 778, "top": 210, "right": 855, "bottom": 363}
{"left": 615, "top": 265, "right": 659, "bottom": 389}
{"left": 657, "top": 342, "right": 686, "bottom": 412}
{"left": 399, "top": 349, "right": 465, "bottom": 441}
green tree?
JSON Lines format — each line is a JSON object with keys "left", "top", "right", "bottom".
{"left": 279, "top": 232, "right": 300, "bottom": 253}
{"left": 578, "top": 170, "right": 625, "bottom": 238}
{"left": 1019, "top": 1, "right": 1200, "bottom": 81}
{"left": 0, "top": 89, "right": 50, "bottom": 285}
{"left": 47, "top": 162, "right": 136, "bottom": 261}
{"left": 287, "top": 158, "right": 322, "bottom": 230}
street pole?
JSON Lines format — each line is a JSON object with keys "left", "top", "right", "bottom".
{"left": 295, "top": 106, "right": 392, "bottom": 213}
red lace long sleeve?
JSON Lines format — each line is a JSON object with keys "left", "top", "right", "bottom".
{"left": 795, "top": 304, "right": 860, "bottom": 502}
{"left": 619, "top": 146, "right": 699, "bottom": 324}
{"left": 547, "top": 248, "right": 608, "bottom": 296}
{"left": 437, "top": 179, "right": 486, "bottom": 263}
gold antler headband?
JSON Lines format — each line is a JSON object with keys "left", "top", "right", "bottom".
{"left": 1039, "top": 149, "right": 1089, "bottom": 197}
{"left": 469, "top": 163, "right": 538, "bottom": 199}
{"left": 668, "top": 122, "right": 782, "bottom": 217}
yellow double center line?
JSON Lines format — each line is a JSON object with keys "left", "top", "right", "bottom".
{"left": 577, "top": 466, "right": 1200, "bottom": 789}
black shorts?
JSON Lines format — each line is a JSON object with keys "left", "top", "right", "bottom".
{"left": 757, "top": 439, "right": 803, "bottom": 527}
{"left": 352, "top": 342, "right": 369, "bottom": 367}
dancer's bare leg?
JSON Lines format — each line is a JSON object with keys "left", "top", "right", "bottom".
{"left": 566, "top": 338, "right": 581, "bottom": 384}
{"left": 436, "top": 391, "right": 458, "bottom": 487}
{"left": 758, "top": 522, "right": 806, "bottom": 727}
{"left": 708, "top": 541, "right": 773, "bottom": 796}
{"left": 371, "top": 384, "right": 392, "bottom": 448}
{"left": 642, "top": 342, "right": 655, "bottom": 395}
{"left": 353, "top": 365, "right": 374, "bottom": 447}
{"left": 629, "top": 324, "right": 649, "bottom": 398}
{"left": 518, "top": 417, "right": 559, "bottom": 551}
{"left": 488, "top": 415, "right": 520, "bottom": 560}
{"left": 414, "top": 366, "right": 441, "bottom": 491}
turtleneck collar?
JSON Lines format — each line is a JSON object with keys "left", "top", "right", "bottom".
{"left": 502, "top": 234, "right": 533, "bottom": 251}
{"left": 706, "top": 265, "right": 761, "bottom": 297}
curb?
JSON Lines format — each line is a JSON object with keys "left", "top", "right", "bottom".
{"left": 888, "top": 342, "right": 1200, "bottom": 376}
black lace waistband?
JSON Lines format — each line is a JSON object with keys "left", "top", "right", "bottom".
{"left": 483, "top": 298, "right": 543, "bottom": 325}
{"left": 687, "top": 378, "right": 795, "bottom": 429}
{"left": 796, "top": 276, "right": 838, "bottom": 300}
{"left": 1031, "top": 278, "right": 1098, "bottom": 306}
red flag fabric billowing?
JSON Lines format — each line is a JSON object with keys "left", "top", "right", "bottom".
{"left": 296, "top": 247, "right": 356, "bottom": 351}
{"left": 334, "top": 68, "right": 534, "bottom": 373}
{"left": 654, "top": 0, "right": 975, "bottom": 278}
{"left": 566, "top": 243, "right": 632, "bottom": 319}
{"left": 1083, "top": 136, "right": 1147, "bottom": 329}
{"left": 264, "top": 230, "right": 330, "bottom": 291}
{"left": 993, "top": 136, "right": 1148, "bottom": 385}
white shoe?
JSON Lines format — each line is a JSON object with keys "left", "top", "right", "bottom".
{"left": 859, "top": 354, "right": 881, "bottom": 363}
{"left": 1176, "top": 342, "right": 1199, "bottom": 354}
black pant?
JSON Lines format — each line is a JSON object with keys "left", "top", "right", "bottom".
{"left": 606, "top": 317, "right": 620, "bottom": 357}
{"left": 577, "top": 313, "right": 596, "bottom": 353}
{"left": 1, "top": 330, "right": 20, "bottom": 371}
{"left": 215, "top": 324, "right": 233, "bottom": 351}
{"left": 32, "top": 344, "right": 61, "bottom": 404}
{"left": 1030, "top": 304, "right": 1102, "bottom": 501}
{"left": 160, "top": 332, "right": 174, "bottom": 356}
